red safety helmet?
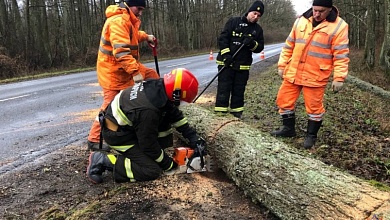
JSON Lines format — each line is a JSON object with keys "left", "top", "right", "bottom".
{"left": 164, "top": 68, "right": 199, "bottom": 105}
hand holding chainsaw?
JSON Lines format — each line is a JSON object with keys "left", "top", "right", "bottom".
{"left": 167, "top": 137, "right": 210, "bottom": 175}
{"left": 190, "top": 137, "right": 206, "bottom": 153}
{"left": 187, "top": 137, "right": 207, "bottom": 171}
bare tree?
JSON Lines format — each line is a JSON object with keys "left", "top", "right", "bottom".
{"left": 0, "top": 0, "right": 9, "bottom": 52}
{"left": 380, "top": 0, "right": 390, "bottom": 75}
{"left": 1, "top": 0, "right": 298, "bottom": 72}
{"left": 364, "top": 0, "right": 376, "bottom": 68}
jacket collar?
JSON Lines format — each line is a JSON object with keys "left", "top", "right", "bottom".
{"left": 119, "top": 2, "right": 140, "bottom": 26}
{"left": 119, "top": 2, "right": 129, "bottom": 12}
{"left": 241, "top": 15, "right": 249, "bottom": 23}
{"left": 241, "top": 15, "right": 257, "bottom": 26}
{"left": 144, "top": 79, "right": 169, "bottom": 108}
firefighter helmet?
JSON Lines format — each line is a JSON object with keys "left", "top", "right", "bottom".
{"left": 164, "top": 68, "right": 199, "bottom": 105}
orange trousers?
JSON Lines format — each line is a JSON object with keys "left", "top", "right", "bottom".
{"left": 88, "top": 67, "right": 159, "bottom": 143}
{"left": 276, "top": 80, "right": 326, "bottom": 121}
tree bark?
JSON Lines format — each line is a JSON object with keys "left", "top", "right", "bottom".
{"left": 0, "top": 0, "right": 8, "bottom": 48}
{"left": 380, "top": 0, "right": 390, "bottom": 76}
{"left": 364, "top": 0, "right": 376, "bottom": 68}
{"left": 346, "top": 75, "right": 390, "bottom": 99}
{"left": 180, "top": 104, "right": 390, "bottom": 219}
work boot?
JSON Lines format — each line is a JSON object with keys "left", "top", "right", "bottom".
{"left": 230, "top": 112, "right": 242, "bottom": 119}
{"left": 87, "top": 140, "right": 111, "bottom": 152}
{"left": 303, "top": 120, "right": 322, "bottom": 149}
{"left": 270, "top": 114, "right": 296, "bottom": 137}
{"left": 86, "top": 152, "right": 114, "bottom": 184}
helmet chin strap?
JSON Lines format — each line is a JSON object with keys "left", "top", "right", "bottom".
{"left": 172, "top": 69, "right": 183, "bottom": 106}
{"left": 173, "top": 89, "right": 181, "bottom": 106}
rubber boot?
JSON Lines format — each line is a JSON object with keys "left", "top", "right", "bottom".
{"left": 303, "top": 120, "right": 322, "bottom": 149}
{"left": 86, "top": 152, "right": 114, "bottom": 184}
{"left": 230, "top": 112, "right": 242, "bottom": 119}
{"left": 270, "top": 114, "right": 296, "bottom": 137}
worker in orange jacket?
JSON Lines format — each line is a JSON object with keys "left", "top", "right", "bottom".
{"left": 271, "top": 0, "right": 349, "bottom": 149}
{"left": 87, "top": 0, "right": 159, "bottom": 151}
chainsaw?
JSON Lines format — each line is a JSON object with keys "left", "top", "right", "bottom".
{"left": 172, "top": 147, "right": 212, "bottom": 173}
{"left": 167, "top": 140, "right": 214, "bottom": 174}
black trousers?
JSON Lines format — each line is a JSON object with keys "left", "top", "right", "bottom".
{"left": 102, "top": 126, "right": 162, "bottom": 182}
{"left": 215, "top": 66, "right": 249, "bottom": 112}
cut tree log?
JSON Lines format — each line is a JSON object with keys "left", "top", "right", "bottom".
{"left": 180, "top": 104, "right": 390, "bottom": 220}
{"left": 346, "top": 74, "right": 390, "bottom": 100}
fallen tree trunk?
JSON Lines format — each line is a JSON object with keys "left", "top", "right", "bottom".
{"left": 181, "top": 104, "right": 390, "bottom": 220}
{"left": 346, "top": 74, "right": 390, "bottom": 100}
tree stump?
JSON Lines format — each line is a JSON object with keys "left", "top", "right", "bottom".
{"left": 181, "top": 104, "right": 390, "bottom": 219}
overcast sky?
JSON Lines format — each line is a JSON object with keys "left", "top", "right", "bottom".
{"left": 291, "top": 0, "right": 313, "bottom": 15}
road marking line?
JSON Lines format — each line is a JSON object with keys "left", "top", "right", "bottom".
{"left": 166, "top": 62, "right": 191, "bottom": 68}
{"left": 0, "top": 94, "right": 30, "bottom": 102}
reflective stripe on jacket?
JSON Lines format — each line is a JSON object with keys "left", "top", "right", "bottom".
{"left": 278, "top": 7, "right": 349, "bottom": 87}
{"left": 97, "top": 3, "right": 149, "bottom": 90}
{"left": 105, "top": 80, "right": 198, "bottom": 170}
{"left": 216, "top": 16, "right": 264, "bottom": 70}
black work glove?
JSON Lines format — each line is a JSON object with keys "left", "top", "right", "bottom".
{"left": 158, "top": 152, "right": 178, "bottom": 171}
{"left": 190, "top": 137, "right": 207, "bottom": 156}
{"left": 222, "top": 53, "right": 233, "bottom": 66}
{"left": 170, "top": 160, "right": 178, "bottom": 170}
{"left": 188, "top": 137, "right": 207, "bottom": 170}
{"left": 243, "top": 35, "right": 255, "bottom": 47}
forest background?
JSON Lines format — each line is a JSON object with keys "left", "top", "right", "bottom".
{"left": 1, "top": 0, "right": 390, "bottom": 85}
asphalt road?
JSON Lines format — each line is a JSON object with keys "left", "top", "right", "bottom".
{"left": 0, "top": 43, "right": 283, "bottom": 174}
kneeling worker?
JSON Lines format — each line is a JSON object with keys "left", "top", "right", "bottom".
{"left": 86, "top": 68, "right": 204, "bottom": 183}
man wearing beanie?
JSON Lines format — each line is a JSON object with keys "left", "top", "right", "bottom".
{"left": 215, "top": 1, "right": 265, "bottom": 119}
{"left": 271, "top": 0, "right": 350, "bottom": 149}
{"left": 87, "top": 0, "right": 159, "bottom": 151}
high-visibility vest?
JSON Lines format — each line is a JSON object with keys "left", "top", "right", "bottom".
{"left": 278, "top": 9, "right": 349, "bottom": 87}
{"left": 97, "top": 3, "right": 149, "bottom": 90}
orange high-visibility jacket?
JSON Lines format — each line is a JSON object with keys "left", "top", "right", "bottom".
{"left": 278, "top": 7, "right": 349, "bottom": 87}
{"left": 97, "top": 3, "right": 149, "bottom": 90}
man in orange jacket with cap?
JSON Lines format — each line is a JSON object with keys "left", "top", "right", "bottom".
{"left": 271, "top": 0, "right": 349, "bottom": 149}
{"left": 87, "top": 0, "right": 159, "bottom": 151}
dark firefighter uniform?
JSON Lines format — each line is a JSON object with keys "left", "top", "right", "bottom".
{"left": 101, "top": 79, "right": 199, "bottom": 182}
{"left": 215, "top": 1, "right": 265, "bottom": 118}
